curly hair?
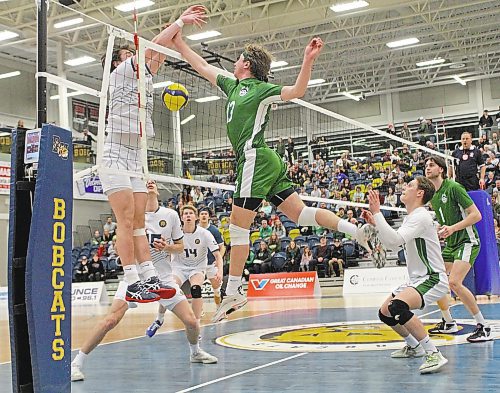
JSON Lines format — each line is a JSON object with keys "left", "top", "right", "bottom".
{"left": 101, "top": 44, "right": 136, "bottom": 73}
{"left": 242, "top": 43, "right": 273, "bottom": 82}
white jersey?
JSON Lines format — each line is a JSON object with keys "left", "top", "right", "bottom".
{"left": 172, "top": 226, "right": 219, "bottom": 270}
{"left": 145, "top": 207, "right": 183, "bottom": 278}
{"left": 398, "top": 207, "right": 446, "bottom": 281}
{"left": 106, "top": 57, "right": 154, "bottom": 137}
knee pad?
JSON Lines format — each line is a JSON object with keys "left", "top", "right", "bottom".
{"left": 190, "top": 285, "right": 202, "bottom": 299}
{"left": 297, "top": 206, "right": 319, "bottom": 226}
{"left": 133, "top": 228, "right": 146, "bottom": 236}
{"left": 229, "top": 224, "right": 250, "bottom": 246}
{"left": 378, "top": 309, "right": 398, "bottom": 326}
{"left": 388, "top": 299, "right": 414, "bottom": 325}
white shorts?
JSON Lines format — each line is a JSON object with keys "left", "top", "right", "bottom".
{"left": 114, "top": 279, "right": 186, "bottom": 311}
{"left": 206, "top": 264, "right": 219, "bottom": 280}
{"left": 172, "top": 265, "right": 206, "bottom": 285}
{"left": 99, "top": 134, "right": 146, "bottom": 195}
{"left": 392, "top": 272, "right": 449, "bottom": 308}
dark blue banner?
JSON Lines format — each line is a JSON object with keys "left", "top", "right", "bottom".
{"left": 468, "top": 190, "right": 500, "bottom": 295}
{"left": 26, "top": 125, "right": 72, "bottom": 392}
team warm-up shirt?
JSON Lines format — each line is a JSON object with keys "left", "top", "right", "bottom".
{"left": 397, "top": 207, "right": 446, "bottom": 281}
{"left": 172, "top": 226, "right": 219, "bottom": 270}
{"left": 202, "top": 223, "right": 224, "bottom": 266}
{"left": 107, "top": 57, "right": 154, "bottom": 137}
{"left": 145, "top": 207, "right": 184, "bottom": 276}
{"left": 430, "top": 179, "right": 480, "bottom": 247}
{"left": 216, "top": 75, "right": 283, "bottom": 158}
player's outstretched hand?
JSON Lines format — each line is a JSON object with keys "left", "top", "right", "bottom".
{"left": 367, "top": 190, "right": 381, "bottom": 214}
{"left": 180, "top": 5, "right": 207, "bottom": 28}
{"left": 304, "top": 37, "right": 324, "bottom": 62}
{"left": 360, "top": 209, "right": 376, "bottom": 226}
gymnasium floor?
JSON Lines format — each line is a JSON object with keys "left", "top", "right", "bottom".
{"left": 0, "top": 289, "right": 499, "bottom": 392}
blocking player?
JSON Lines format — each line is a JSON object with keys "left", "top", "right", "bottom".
{"left": 98, "top": 6, "right": 206, "bottom": 302}
{"left": 425, "top": 156, "right": 491, "bottom": 342}
{"left": 71, "top": 180, "right": 217, "bottom": 381}
{"left": 362, "top": 179, "right": 449, "bottom": 374}
{"left": 171, "top": 27, "right": 373, "bottom": 322}
{"left": 198, "top": 207, "right": 225, "bottom": 305}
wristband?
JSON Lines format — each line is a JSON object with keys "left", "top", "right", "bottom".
{"left": 174, "top": 19, "right": 184, "bottom": 28}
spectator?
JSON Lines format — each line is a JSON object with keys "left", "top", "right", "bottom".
{"left": 254, "top": 241, "right": 272, "bottom": 274}
{"left": 346, "top": 209, "right": 358, "bottom": 225}
{"left": 310, "top": 184, "right": 321, "bottom": 198}
{"left": 309, "top": 236, "right": 331, "bottom": 273}
{"left": 102, "top": 229, "right": 113, "bottom": 243}
{"left": 395, "top": 178, "right": 406, "bottom": 194}
{"left": 285, "top": 240, "right": 301, "bottom": 272}
{"left": 242, "top": 249, "right": 256, "bottom": 281}
{"left": 267, "top": 233, "right": 281, "bottom": 255}
{"left": 451, "top": 131, "right": 486, "bottom": 191}
{"left": 400, "top": 122, "right": 411, "bottom": 141}
{"left": 329, "top": 238, "right": 344, "bottom": 277}
{"left": 275, "top": 137, "right": 286, "bottom": 159}
{"left": 485, "top": 172, "right": 495, "bottom": 189}
{"left": 259, "top": 220, "right": 273, "bottom": 240}
{"left": 494, "top": 218, "right": 500, "bottom": 240}
{"left": 479, "top": 109, "right": 493, "bottom": 135}
{"left": 81, "top": 128, "right": 96, "bottom": 146}
{"left": 259, "top": 200, "right": 273, "bottom": 215}
{"left": 272, "top": 220, "right": 286, "bottom": 238}
{"left": 96, "top": 241, "right": 107, "bottom": 258}
{"left": 91, "top": 230, "right": 102, "bottom": 245}
{"left": 300, "top": 245, "right": 313, "bottom": 271}
{"left": 191, "top": 187, "right": 204, "bottom": 204}
{"left": 417, "top": 116, "right": 429, "bottom": 145}
{"left": 88, "top": 254, "right": 104, "bottom": 281}
{"left": 103, "top": 217, "right": 117, "bottom": 236}
{"left": 223, "top": 196, "right": 233, "bottom": 212}
{"left": 384, "top": 186, "right": 397, "bottom": 207}
{"left": 352, "top": 185, "right": 365, "bottom": 202}
{"left": 492, "top": 180, "right": 500, "bottom": 194}
{"left": 74, "top": 256, "right": 90, "bottom": 282}
{"left": 108, "top": 239, "right": 118, "bottom": 259}
{"left": 286, "top": 137, "right": 295, "bottom": 165}
{"left": 495, "top": 105, "right": 500, "bottom": 128}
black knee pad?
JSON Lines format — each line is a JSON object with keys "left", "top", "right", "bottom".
{"left": 269, "top": 187, "right": 295, "bottom": 207}
{"left": 378, "top": 309, "right": 398, "bottom": 326}
{"left": 190, "top": 285, "right": 202, "bottom": 299}
{"left": 388, "top": 299, "right": 414, "bottom": 325}
{"left": 233, "top": 197, "right": 262, "bottom": 212}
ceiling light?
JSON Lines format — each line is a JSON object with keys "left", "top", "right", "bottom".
{"left": 64, "top": 56, "right": 96, "bottom": 66}
{"left": 186, "top": 30, "right": 221, "bottom": 41}
{"left": 416, "top": 58, "right": 445, "bottom": 67}
{"left": 330, "top": 1, "right": 369, "bottom": 13}
{"left": 54, "top": 17, "right": 84, "bottom": 29}
{"left": 453, "top": 75, "right": 466, "bottom": 86}
{"left": 342, "top": 92, "right": 360, "bottom": 101}
{"left": 386, "top": 37, "right": 420, "bottom": 48}
{"left": 50, "top": 91, "right": 86, "bottom": 100}
{"left": 308, "top": 78, "right": 325, "bottom": 86}
{"left": 0, "top": 31, "right": 19, "bottom": 42}
{"left": 115, "top": 0, "right": 154, "bottom": 12}
{"left": 153, "top": 81, "right": 173, "bottom": 89}
{"left": 194, "top": 96, "right": 220, "bottom": 103}
{"left": 449, "top": 63, "right": 466, "bottom": 69}
{"left": 0, "top": 71, "right": 20, "bottom": 80}
{"left": 271, "top": 61, "right": 288, "bottom": 68}
{"left": 180, "top": 114, "right": 195, "bottom": 125}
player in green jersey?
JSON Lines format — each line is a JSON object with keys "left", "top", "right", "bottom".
{"left": 171, "top": 26, "right": 373, "bottom": 322}
{"left": 425, "top": 156, "right": 492, "bottom": 342}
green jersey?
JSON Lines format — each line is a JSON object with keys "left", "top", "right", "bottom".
{"left": 430, "top": 179, "right": 480, "bottom": 247}
{"left": 216, "top": 75, "right": 283, "bottom": 159}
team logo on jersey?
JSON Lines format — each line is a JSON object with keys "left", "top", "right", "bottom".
{"left": 239, "top": 87, "right": 249, "bottom": 96}
{"left": 195, "top": 239, "right": 200, "bottom": 244}
{"left": 159, "top": 220, "right": 167, "bottom": 227}
{"left": 216, "top": 319, "right": 500, "bottom": 352}
{"left": 441, "top": 194, "right": 448, "bottom": 203}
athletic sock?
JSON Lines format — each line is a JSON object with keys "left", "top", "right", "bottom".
{"left": 226, "top": 275, "right": 242, "bottom": 295}
{"left": 156, "top": 311, "right": 165, "bottom": 324}
{"left": 404, "top": 334, "right": 419, "bottom": 348}
{"left": 138, "top": 261, "right": 156, "bottom": 280}
{"left": 338, "top": 219, "right": 358, "bottom": 237}
{"left": 442, "top": 309, "right": 454, "bottom": 323}
{"left": 123, "top": 265, "right": 140, "bottom": 285}
{"left": 419, "top": 335, "right": 437, "bottom": 353}
{"left": 473, "top": 311, "right": 487, "bottom": 326}
{"left": 190, "top": 343, "right": 200, "bottom": 355}
{"left": 72, "top": 351, "right": 87, "bottom": 368}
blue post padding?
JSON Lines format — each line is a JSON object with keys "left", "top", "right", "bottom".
{"left": 25, "top": 125, "right": 72, "bottom": 392}
{"left": 7, "top": 130, "right": 20, "bottom": 392}
{"left": 468, "top": 190, "right": 500, "bottom": 295}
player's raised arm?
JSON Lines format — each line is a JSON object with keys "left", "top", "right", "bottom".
{"left": 280, "top": 37, "right": 324, "bottom": 101}
{"left": 172, "top": 32, "right": 224, "bottom": 86}
{"left": 367, "top": 190, "right": 405, "bottom": 249}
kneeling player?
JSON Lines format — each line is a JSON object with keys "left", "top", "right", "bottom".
{"left": 362, "top": 177, "right": 449, "bottom": 374}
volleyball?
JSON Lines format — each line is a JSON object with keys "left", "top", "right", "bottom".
{"left": 162, "top": 83, "right": 189, "bottom": 111}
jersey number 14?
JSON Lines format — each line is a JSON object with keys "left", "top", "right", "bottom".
{"left": 184, "top": 248, "right": 198, "bottom": 258}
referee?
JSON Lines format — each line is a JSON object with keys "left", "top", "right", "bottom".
{"left": 450, "top": 131, "right": 486, "bottom": 191}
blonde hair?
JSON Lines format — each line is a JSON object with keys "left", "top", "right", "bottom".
{"left": 242, "top": 44, "right": 272, "bottom": 82}
{"left": 181, "top": 205, "right": 198, "bottom": 216}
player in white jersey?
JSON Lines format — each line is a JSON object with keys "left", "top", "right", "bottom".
{"left": 97, "top": 6, "right": 206, "bottom": 302}
{"left": 171, "top": 205, "right": 222, "bottom": 323}
{"left": 361, "top": 177, "right": 449, "bottom": 374}
{"left": 71, "top": 181, "right": 217, "bottom": 382}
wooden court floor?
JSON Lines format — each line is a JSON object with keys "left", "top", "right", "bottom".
{"left": 0, "top": 289, "right": 499, "bottom": 392}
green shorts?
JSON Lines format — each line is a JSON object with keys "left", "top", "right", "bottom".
{"left": 234, "top": 147, "right": 292, "bottom": 200}
{"left": 442, "top": 242, "right": 480, "bottom": 266}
